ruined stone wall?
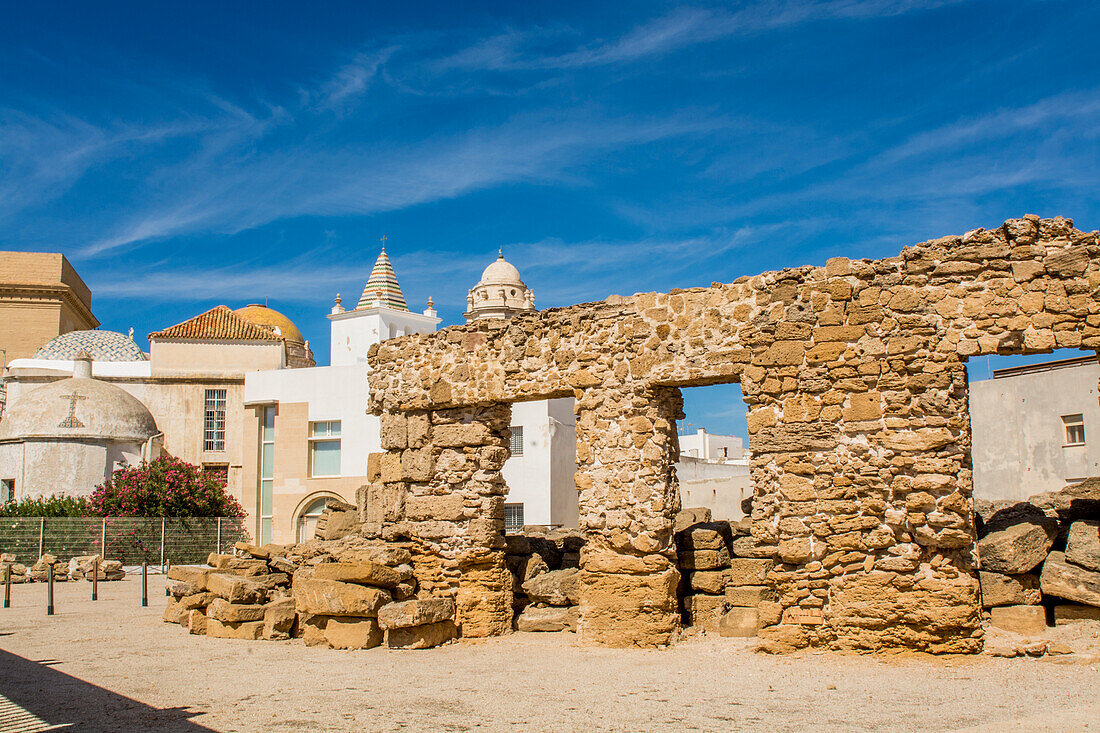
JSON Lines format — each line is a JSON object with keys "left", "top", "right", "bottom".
{"left": 366, "top": 215, "right": 1100, "bottom": 650}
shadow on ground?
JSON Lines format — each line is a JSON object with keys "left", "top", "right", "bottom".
{"left": 0, "top": 648, "right": 214, "bottom": 732}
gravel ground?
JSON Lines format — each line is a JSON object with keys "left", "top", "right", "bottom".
{"left": 0, "top": 575, "right": 1097, "bottom": 732}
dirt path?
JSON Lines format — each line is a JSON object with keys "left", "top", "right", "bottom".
{"left": 0, "top": 576, "right": 1096, "bottom": 732}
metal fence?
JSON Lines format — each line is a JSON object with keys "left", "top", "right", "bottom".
{"left": 0, "top": 517, "right": 250, "bottom": 564}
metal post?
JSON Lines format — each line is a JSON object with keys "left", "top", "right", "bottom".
{"left": 92, "top": 558, "right": 98, "bottom": 601}
{"left": 38, "top": 517, "right": 44, "bottom": 558}
{"left": 101, "top": 517, "right": 107, "bottom": 558}
{"left": 217, "top": 516, "right": 222, "bottom": 555}
{"left": 141, "top": 562, "right": 148, "bottom": 607}
{"left": 4, "top": 565, "right": 10, "bottom": 608}
{"left": 159, "top": 517, "right": 166, "bottom": 569}
{"left": 165, "top": 558, "right": 171, "bottom": 596}
{"left": 46, "top": 564, "right": 54, "bottom": 616}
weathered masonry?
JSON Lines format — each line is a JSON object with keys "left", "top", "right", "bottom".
{"left": 364, "top": 216, "right": 1100, "bottom": 651}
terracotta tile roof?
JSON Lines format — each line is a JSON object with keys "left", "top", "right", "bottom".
{"left": 148, "top": 305, "right": 283, "bottom": 342}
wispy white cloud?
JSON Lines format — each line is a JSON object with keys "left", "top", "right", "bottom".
{"left": 312, "top": 48, "right": 395, "bottom": 111}
{"left": 434, "top": 1, "right": 972, "bottom": 73}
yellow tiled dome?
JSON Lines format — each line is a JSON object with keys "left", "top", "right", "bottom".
{"left": 233, "top": 304, "right": 305, "bottom": 344}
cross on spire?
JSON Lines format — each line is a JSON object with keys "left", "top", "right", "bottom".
{"left": 380, "top": 234, "right": 388, "bottom": 252}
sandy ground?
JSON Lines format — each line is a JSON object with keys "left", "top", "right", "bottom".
{"left": 0, "top": 575, "right": 1097, "bottom": 732}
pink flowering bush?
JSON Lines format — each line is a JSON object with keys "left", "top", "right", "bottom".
{"left": 90, "top": 456, "right": 244, "bottom": 518}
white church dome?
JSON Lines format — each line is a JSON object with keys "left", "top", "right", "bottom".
{"left": 477, "top": 256, "right": 525, "bottom": 287}
{"left": 464, "top": 253, "right": 536, "bottom": 322}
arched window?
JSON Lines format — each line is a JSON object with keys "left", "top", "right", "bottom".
{"left": 296, "top": 496, "right": 335, "bottom": 542}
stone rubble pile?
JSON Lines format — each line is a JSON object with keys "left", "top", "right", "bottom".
{"left": 69, "top": 555, "right": 125, "bottom": 581}
{"left": 977, "top": 479, "right": 1100, "bottom": 634}
{"left": 506, "top": 528, "right": 585, "bottom": 632}
{"left": 163, "top": 537, "right": 458, "bottom": 650}
{"left": 675, "top": 507, "right": 782, "bottom": 637}
{"left": 0, "top": 553, "right": 126, "bottom": 583}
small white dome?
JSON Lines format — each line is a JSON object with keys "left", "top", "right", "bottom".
{"left": 477, "top": 255, "right": 525, "bottom": 287}
{"left": 0, "top": 374, "right": 159, "bottom": 443}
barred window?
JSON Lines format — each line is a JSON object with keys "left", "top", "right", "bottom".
{"left": 204, "top": 389, "right": 227, "bottom": 451}
{"left": 509, "top": 426, "right": 524, "bottom": 456}
{"left": 504, "top": 503, "right": 524, "bottom": 532}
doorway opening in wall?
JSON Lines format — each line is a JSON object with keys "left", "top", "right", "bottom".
{"left": 675, "top": 382, "right": 751, "bottom": 522}
{"left": 296, "top": 494, "right": 338, "bottom": 542}
{"left": 501, "top": 396, "right": 578, "bottom": 531}
{"left": 965, "top": 347, "right": 1100, "bottom": 504}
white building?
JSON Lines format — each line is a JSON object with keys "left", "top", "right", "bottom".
{"left": 676, "top": 428, "right": 752, "bottom": 521}
{"left": 241, "top": 247, "right": 440, "bottom": 543}
{"left": 969, "top": 355, "right": 1100, "bottom": 502}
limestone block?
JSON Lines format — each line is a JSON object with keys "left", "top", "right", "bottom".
{"left": 1040, "top": 552, "right": 1100, "bottom": 607}
{"left": 206, "top": 554, "right": 269, "bottom": 576}
{"left": 385, "top": 620, "right": 457, "bottom": 649}
{"left": 178, "top": 592, "right": 219, "bottom": 611}
{"left": 188, "top": 609, "right": 208, "bottom": 635}
{"left": 989, "top": 605, "right": 1047, "bottom": 635}
{"left": 293, "top": 577, "right": 392, "bottom": 617}
{"left": 758, "top": 601, "right": 783, "bottom": 627}
{"left": 456, "top": 555, "right": 512, "bottom": 637}
{"left": 978, "top": 520, "right": 1056, "bottom": 574}
{"left": 163, "top": 599, "right": 185, "bottom": 624}
{"left": 269, "top": 557, "right": 299, "bottom": 575}
{"left": 1053, "top": 603, "right": 1100, "bottom": 624}
{"left": 167, "top": 566, "right": 210, "bottom": 592}
{"left": 432, "top": 422, "right": 492, "bottom": 447}
{"left": 205, "top": 617, "right": 265, "bottom": 640}
{"left": 578, "top": 568, "right": 679, "bottom": 648}
{"left": 727, "top": 559, "right": 775, "bottom": 586}
{"left": 207, "top": 598, "right": 266, "bottom": 623}
{"left": 678, "top": 547, "right": 730, "bottom": 571}
{"left": 407, "top": 412, "right": 430, "bottom": 447}
{"left": 685, "top": 593, "right": 726, "bottom": 631}
{"left": 325, "top": 617, "right": 383, "bottom": 649}
{"left": 405, "top": 494, "right": 465, "bottom": 522}
{"left": 380, "top": 413, "right": 408, "bottom": 449}
{"left": 1065, "top": 521, "right": 1100, "bottom": 572}
{"left": 724, "top": 585, "right": 776, "bottom": 607}
{"left": 377, "top": 597, "right": 456, "bottom": 630}
{"left": 516, "top": 605, "right": 579, "bottom": 632}
{"left": 731, "top": 536, "right": 778, "bottom": 559}
{"left": 298, "top": 615, "right": 328, "bottom": 647}
{"left": 688, "top": 570, "right": 728, "bottom": 594}
{"left": 206, "top": 573, "right": 268, "bottom": 604}
{"left": 263, "top": 598, "right": 296, "bottom": 640}
{"left": 400, "top": 448, "right": 433, "bottom": 482}
{"left": 718, "top": 607, "right": 760, "bottom": 637}
{"left": 978, "top": 572, "right": 1041, "bottom": 607}
{"left": 522, "top": 568, "right": 581, "bottom": 606}
{"left": 675, "top": 522, "right": 731, "bottom": 551}
{"left": 311, "top": 561, "right": 403, "bottom": 588}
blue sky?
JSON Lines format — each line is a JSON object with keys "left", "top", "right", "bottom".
{"left": 2, "top": 0, "right": 1099, "bottom": 442}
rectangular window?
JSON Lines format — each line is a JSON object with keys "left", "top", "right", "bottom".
{"left": 258, "top": 407, "right": 275, "bottom": 545}
{"left": 202, "top": 464, "right": 228, "bottom": 487}
{"left": 309, "top": 420, "right": 342, "bottom": 477}
{"left": 1063, "top": 414, "right": 1086, "bottom": 446}
{"left": 504, "top": 503, "right": 524, "bottom": 532}
{"left": 509, "top": 426, "right": 524, "bottom": 456}
{"left": 0, "top": 479, "right": 13, "bottom": 503}
{"left": 204, "top": 389, "right": 227, "bottom": 452}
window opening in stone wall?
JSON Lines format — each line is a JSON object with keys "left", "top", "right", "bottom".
{"left": 967, "top": 347, "right": 1099, "bottom": 502}
{"left": 309, "top": 420, "right": 342, "bottom": 476}
{"left": 0, "top": 479, "right": 12, "bottom": 503}
{"left": 202, "top": 463, "right": 228, "bottom": 487}
{"left": 509, "top": 426, "right": 524, "bottom": 456}
{"left": 501, "top": 397, "right": 578, "bottom": 530}
{"left": 504, "top": 503, "right": 524, "bottom": 532}
{"left": 676, "top": 382, "right": 751, "bottom": 522}
{"left": 203, "top": 388, "right": 226, "bottom": 451}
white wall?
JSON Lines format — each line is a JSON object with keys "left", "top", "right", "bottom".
{"left": 502, "top": 397, "right": 578, "bottom": 527}
{"left": 244, "top": 363, "right": 377, "bottom": 476}
{"left": 679, "top": 429, "right": 744, "bottom": 460}
{"left": 970, "top": 360, "right": 1100, "bottom": 501}
{"left": 329, "top": 308, "right": 439, "bottom": 367}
